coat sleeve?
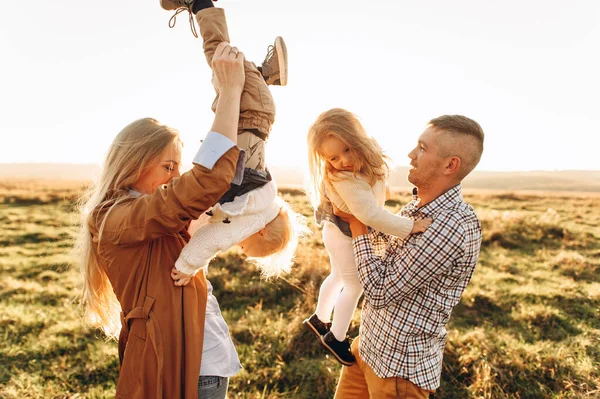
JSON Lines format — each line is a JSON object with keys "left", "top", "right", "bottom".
{"left": 331, "top": 175, "right": 414, "bottom": 239}
{"left": 97, "top": 147, "right": 240, "bottom": 246}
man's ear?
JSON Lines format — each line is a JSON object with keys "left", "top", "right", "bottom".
{"left": 444, "top": 156, "right": 461, "bottom": 176}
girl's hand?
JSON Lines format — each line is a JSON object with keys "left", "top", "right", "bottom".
{"left": 411, "top": 218, "right": 433, "bottom": 234}
{"left": 212, "top": 41, "right": 245, "bottom": 95}
{"left": 171, "top": 267, "right": 193, "bottom": 287}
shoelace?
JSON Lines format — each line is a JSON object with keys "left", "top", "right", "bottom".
{"left": 263, "top": 44, "right": 275, "bottom": 65}
{"left": 168, "top": 7, "right": 198, "bottom": 38}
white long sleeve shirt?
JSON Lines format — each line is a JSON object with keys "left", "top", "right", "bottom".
{"left": 324, "top": 172, "right": 414, "bottom": 239}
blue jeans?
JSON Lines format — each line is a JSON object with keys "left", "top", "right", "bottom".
{"left": 198, "top": 376, "right": 229, "bottom": 399}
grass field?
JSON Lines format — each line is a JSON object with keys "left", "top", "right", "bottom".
{"left": 0, "top": 179, "right": 599, "bottom": 398}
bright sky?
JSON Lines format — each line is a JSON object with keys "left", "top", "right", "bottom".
{"left": 1, "top": 0, "right": 599, "bottom": 171}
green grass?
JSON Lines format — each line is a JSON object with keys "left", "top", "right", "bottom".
{"left": 1, "top": 180, "right": 599, "bottom": 398}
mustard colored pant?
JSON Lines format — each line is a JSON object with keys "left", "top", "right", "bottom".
{"left": 334, "top": 338, "right": 434, "bottom": 399}
{"left": 196, "top": 8, "right": 275, "bottom": 170}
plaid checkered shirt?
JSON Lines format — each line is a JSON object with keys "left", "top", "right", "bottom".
{"left": 353, "top": 184, "right": 482, "bottom": 391}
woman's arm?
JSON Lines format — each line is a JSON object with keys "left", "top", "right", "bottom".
{"left": 97, "top": 150, "right": 240, "bottom": 246}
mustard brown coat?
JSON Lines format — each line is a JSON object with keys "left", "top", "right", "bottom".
{"left": 89, "top": 148, "right": 240, "bottom": 398}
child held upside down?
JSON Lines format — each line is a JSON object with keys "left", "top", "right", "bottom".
{"left": 164, "top": 0, "right": 305, "bottom": 287}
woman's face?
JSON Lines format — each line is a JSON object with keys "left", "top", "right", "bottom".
{"left": 133, "top": 143, "right": 182, "bottom": 194}
{"left": 318, "top": 135, "right": 356, "bottom": 172}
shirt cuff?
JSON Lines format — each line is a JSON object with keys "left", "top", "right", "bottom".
{"left": 192, "top": 131, "right": 245, "bottom": 185}
{"left": 193, "top": 131, "right": 236, "bottom": 169}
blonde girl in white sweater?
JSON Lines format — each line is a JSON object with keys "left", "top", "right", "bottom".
{"left": 304, "top": 108, "right": 432, "bottom": 366}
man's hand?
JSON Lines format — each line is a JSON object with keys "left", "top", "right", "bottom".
{"left": 332, "top": 204, "right": 356, "bottom": 223}
{"left": 332, "top": 204, "right": 369, "bottom": 238}
{"left": 171, "top": 267, "right": 193, "bottom": 287}
{"left": 212, "top": 41, "right": 245, "bottom": 95}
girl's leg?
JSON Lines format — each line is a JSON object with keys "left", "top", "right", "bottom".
{"left": 328, "top": 226, "right": 363, "bottom": 341}
{"left": 196, "top": 7, "right": 276, "bottom": 146}
{"left": 315, "top": 223, "right": 345, "bottom": 323}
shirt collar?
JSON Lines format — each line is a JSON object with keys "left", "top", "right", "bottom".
{"left": 128, "top": 188, "right": 144, "bottom": 198}
{"left": 406, "top": 184, "right": 463, "bottom": 216}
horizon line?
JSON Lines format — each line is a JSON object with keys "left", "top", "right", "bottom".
{"left": 1, "top": 162, "right": 599, "bottom": 174}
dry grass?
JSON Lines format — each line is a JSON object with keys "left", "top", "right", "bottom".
{"left": 1, "top": 180, "right": 599, "bottom": 398}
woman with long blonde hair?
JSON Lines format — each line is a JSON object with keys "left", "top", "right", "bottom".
{"left": 303, "top": 108, "right": 432, "bottom": 366}
{"left": 77, "top": 42, "right": 245, "bottom": 398}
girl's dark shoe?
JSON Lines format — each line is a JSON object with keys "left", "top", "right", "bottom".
{"left": 320, "top": 331, "right": 356, "bottom": 366}
{"left": 303, "top": 314, "right": 331, "bottom": 338}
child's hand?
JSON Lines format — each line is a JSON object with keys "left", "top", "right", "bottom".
{"left": 411, "top": 218, "right": 433, "bottom": 234}
{"left": 171, "top": 267, "right": 194, "bottom": 287}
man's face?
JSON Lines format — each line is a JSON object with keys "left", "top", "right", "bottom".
{"left": 407, "top": 126, "right": 446, "bottom": 188}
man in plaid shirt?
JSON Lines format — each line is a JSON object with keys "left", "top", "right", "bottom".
{"left": 333, "top": 115, "right": 484, "bottom": 398}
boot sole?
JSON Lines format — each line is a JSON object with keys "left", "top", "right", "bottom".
{"left": 319, "top": 335, "right": 356, "bottom": 366}
{"left": 274, "top": 36, "right": 288, "bottom": 86}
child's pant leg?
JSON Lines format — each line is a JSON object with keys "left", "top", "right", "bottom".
{"left": 316, "top": 223, "right": 345, "bottom": 322}
{"left": 324, "top": 221, "right": 362, "bottom": 341}
{"left": 196, "top": 8, "right": 276, "bottom": 141}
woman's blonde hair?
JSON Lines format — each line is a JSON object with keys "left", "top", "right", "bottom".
{"left": 247, "top": 198, "right": 309, "bottom": 280}
{"left": 306, "top": 108, "right": 389, "bottom": 208}
{"left": 76, "top": 118, "right": 182, "bottom": 339}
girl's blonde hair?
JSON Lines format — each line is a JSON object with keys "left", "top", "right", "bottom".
{"left": 247, "top": 198, "right": 310, "bottom": 279}
{"left": 76, "top": 118, "right": 182, "bottom": 339}
{"left": 306, "top": 108, "right": 389, "bottom": 208}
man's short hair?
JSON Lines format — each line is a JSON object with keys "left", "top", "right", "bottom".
{"left": 429, "top": 115, "right": 484, "bottom": 180}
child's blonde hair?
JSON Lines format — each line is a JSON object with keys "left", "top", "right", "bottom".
{"left": 246, "top": 198, "right": 309, "bottom": 279}
{"left": 306, "top": 108, "right": 389, "bottom": 208}
{"left": 76, "top": 118, "right": 182, "bottom": 339}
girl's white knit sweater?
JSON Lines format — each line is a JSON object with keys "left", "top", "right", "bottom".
{"left": 324, "top": 172, "right": 413, "bottom": 239}
{"left": 175, "top": 180, "right": 282, "bottom": 275}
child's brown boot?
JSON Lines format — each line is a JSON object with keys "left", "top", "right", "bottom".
{"left": 260, "top": 36, "right": 288, "bottom": 86}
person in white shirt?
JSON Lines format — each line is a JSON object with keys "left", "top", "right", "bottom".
{"left": 303, "top": 108, "right": 432, "bottom": 366}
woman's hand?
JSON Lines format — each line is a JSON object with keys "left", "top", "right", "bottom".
{"left": 411, "top": 218, "right": 433, "bottom": 234}
{"left": 171, "top": 267, "right": 193, "bottom": 287}
{"left": 211, "top": 41, "right": 245, "bottom": 95}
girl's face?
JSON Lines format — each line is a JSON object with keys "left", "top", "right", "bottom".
{"left": 133, "top": 143, "right": 182, "bottom": 194}
{"left": 319, "top": 135, "right": 356, "bottom": 172}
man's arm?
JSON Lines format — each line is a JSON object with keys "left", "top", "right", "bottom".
{"left": 353, "top": 212, "right": 466, "bottom": 309}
